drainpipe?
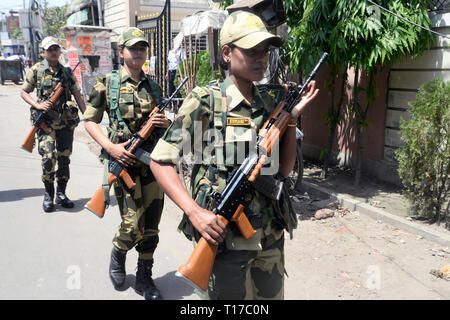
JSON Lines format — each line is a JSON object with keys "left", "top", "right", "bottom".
{"left": 96, "top": 0, "right": 104, "bottom": 26}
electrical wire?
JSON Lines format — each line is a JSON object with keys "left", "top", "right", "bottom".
{"left": 366, "top": 0, "right": 450, "bottom": 40}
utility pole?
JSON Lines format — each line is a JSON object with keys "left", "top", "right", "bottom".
{"left": 26, "top": 0, "right": 43, "bottom": 64}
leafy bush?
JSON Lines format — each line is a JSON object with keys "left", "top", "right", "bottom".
{"left": 194, "top": 50, "right": 224, "bottom": 87}
{"left": 175, "top": 50, "right": 223, "bottom": 94}
{"left": 396, "top": 78, "right": 450, "bottom": 228}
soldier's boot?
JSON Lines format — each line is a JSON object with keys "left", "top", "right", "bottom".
{"left": 135, "top": 259, "right": 162, "bottom": 300}
{"left": 55, "top": 181, "right": 74, "bottom": 208}
{"left": 43, "top": 182, "right": 54, "bottom": 213}
{"left": 109, "top": 246, "right": 127, "bottom": 289}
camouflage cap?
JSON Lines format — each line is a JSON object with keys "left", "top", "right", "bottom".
{"left": 41, "top": 36, "right": 61, "bottom": 50}
{"left": 118, "top": 27, "right": 149, "bottom": 47}
{"left": 220, "top": 11, "right": 282, "bottom": 49}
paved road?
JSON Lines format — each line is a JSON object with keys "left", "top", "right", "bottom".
{"left": 0, "top": 83, "right": 199, "bottom": 300}
{"left": 0, "top": 82, "right": 448, "bottom": 300}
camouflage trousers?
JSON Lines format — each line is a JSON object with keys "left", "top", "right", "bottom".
{"left": 37, "top": 127, "right": 74, "bottom": 184}
{"left": 208, "top": 223, "right": 285, "bottom": 300}
{"left": 112, "top": 164, "right": 164, "bottom": 260}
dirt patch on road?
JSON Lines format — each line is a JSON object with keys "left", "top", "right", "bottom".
{"left": 284, "top": 171, "right": 450, "bottom": 299}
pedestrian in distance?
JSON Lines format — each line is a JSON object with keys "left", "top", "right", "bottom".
{"left": 149, "top": 11, "right": 319, "bottom": 299}
{"left": 20, "top": 36, "right": 86, "bottom": 213}
{"left": 165, "top": 41, "right": 183, "bottom": 110}
{"left": 84, "top": 27, "right": 171, "bottom": 300}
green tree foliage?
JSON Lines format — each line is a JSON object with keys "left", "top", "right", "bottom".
{"left": 396, "top": 79, "right": 450, "bottom": 229}
{"left": 41, "top": 1, "right": 69, "bottom": 38}
{"left": 192, "top": 50, "right": 224, "bottom": 87}
{"left": 284, "top": 0, "right": 434, "bottom": 184}
{"left": 11, "top": 28, "right": 23, "bottom": 40}
{"left": 219, "top": 0, "right": 234, "bottom": 9}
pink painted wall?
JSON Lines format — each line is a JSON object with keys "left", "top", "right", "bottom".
{"left": 300, "top": 64, "right": 388, "bottom": 162}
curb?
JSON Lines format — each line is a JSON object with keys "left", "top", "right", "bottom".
{"left": 302, "top": 181, "right": 450, "bottom": 247}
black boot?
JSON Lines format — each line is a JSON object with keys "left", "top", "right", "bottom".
{"left": 55, "top": 181, "right": 74, "bottom": 208}
{"left": 109, "top": 247, "right": 127, "bottom": 289}
{"left": 135, "top": 259, "right": 162, "bottom": 300}
{"left": 43, "top": 182, "right": 54, "bottom": 213}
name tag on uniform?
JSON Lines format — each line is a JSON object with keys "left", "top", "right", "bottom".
{"left": 226, "top": 117, "right": 251, "bottom": 126}
{"left": 120, "top": 87, "right": 134, "bottom": 94}
{"left": 44, "top": 75, "right": 53, "bottom": 80}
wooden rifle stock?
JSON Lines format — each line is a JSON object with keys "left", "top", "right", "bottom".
{"left": 84, "top": 108, "right": 160, "bottom": 218}
{"left": 21, "top": 61, "right": 82, "bottom": 153}
{"left": 176, "top": 205, "right": 255, "bottom": 292}
{"left": 21, "top": 122, "right": 51, "bottom": 152}
{"left": 177, "top": 54, "right": 329, "bottom": 292}
{"left": 85, "top": 170, "right": 136, "bottom": 218}
{"left": 86, "top": 77, "right": 189, "bottom": 218}
{"left": 249, "top": 107, "right": 292, "bottom": 182}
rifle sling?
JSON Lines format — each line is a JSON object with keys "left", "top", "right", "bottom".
{"left": 102, "top": 160, "right": 110, "bottom": 207}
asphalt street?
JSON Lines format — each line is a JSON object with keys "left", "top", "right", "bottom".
{"left": 1, "top": 82, "right": 449, "bottom": 301}
{"left": 0, "top": 83, "right": 199, "bottom": 300}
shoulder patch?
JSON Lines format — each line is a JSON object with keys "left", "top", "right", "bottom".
{"left": 191, "top": 86, "right": 210, "bottom": 98}
{"left": 31, "top": 63, "right": 40, "bottom": 71}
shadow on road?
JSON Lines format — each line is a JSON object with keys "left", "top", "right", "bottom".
{"left": 110, "top": 271, "right": 197, "bottom": 300}
{"left": 0, "top": 188, "right": 43, "bottom": 202}
{"left": 154, "top": 270, "right": 196, "bottom": 300}
{"left": 0, "top": 188, "right": 118, "bottom": 215}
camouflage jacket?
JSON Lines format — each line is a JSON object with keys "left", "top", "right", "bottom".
{"left": 22, "top": 60, "right": 81, "bottom": 130}
{"left": 83, "top": 67, "right": 164, "bottom": 155}
{"left": 151, "top": 76, "right": 297, "bottom": 250}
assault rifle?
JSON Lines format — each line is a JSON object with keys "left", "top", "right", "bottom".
{"left": 175, "top": 53, "right": 329, "bottom": 292}
{"left": 85, "top": 77, "right": 188, "bottom": 218}
{"left": 21, "top": 61, "right": 82, "bottom": 153}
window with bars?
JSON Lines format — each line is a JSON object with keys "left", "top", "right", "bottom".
{"left": 430, "top": 0, "right": 450, "bottom": 12}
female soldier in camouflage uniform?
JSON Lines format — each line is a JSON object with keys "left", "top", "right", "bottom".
{"left": 20, "top": 36, "right": 86, "bottom": 213}
{"left": 83, "top": 28, "right": 170, "bottom": 300}
{"left": 150, "top": 11, "right": 319, "bottom": 299}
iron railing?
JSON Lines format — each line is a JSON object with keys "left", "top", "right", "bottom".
{"left": 136, "top": 0, "right": 171, "bottom": 97}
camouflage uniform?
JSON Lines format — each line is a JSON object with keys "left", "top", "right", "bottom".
{"left": 22, "top": 59, "right": 81, "bottom": 185}
{"left": 151, "top": 76, "right": 297, "bottom": 299}
{"left": 83, "top": 67, "right": 165, "bottom": 260}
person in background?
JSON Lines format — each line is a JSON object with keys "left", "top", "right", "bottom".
{"left": 84, "top": 27, "right": 171, "bottom": 300}
{"left": 165, "top": 41, "right": 182, "bottom": 109}
{"left": 149, "top": 11, "right": 319, "bottom": 299}
{"left": 20, "top": 36, "right": 86, "bottom": 213}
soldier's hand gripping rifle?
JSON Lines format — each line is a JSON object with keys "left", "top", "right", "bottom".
{"left": 85, "top": 77, "right": 189, "bottom": 218}
{"left": 175, "top": 53, "right": 329, "bottom": 292}
{"left": 21, "top": 61, "right": 82, "bottom": 153}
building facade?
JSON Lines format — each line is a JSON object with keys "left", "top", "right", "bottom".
{"left": 103, "top": 0, "right": 210, "bottom": 41}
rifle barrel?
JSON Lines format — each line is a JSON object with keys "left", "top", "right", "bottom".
{"left": 287, "top": 52, "right": 328, "bottom": 112}
{"left": 158, "top": 77, "right": 188, "bottom": 114}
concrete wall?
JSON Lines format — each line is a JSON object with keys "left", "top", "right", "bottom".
{"left": 103, "top": 0, "right": 210, "bottom": 40}
{"left": 139, "top": 0, "right": 210, "bottom": 34}
{"left": 383, "top": 12, "right": 450, "bottom": 184}
{"left": 103, "top": 0, "right": 128, "bottom": 39}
